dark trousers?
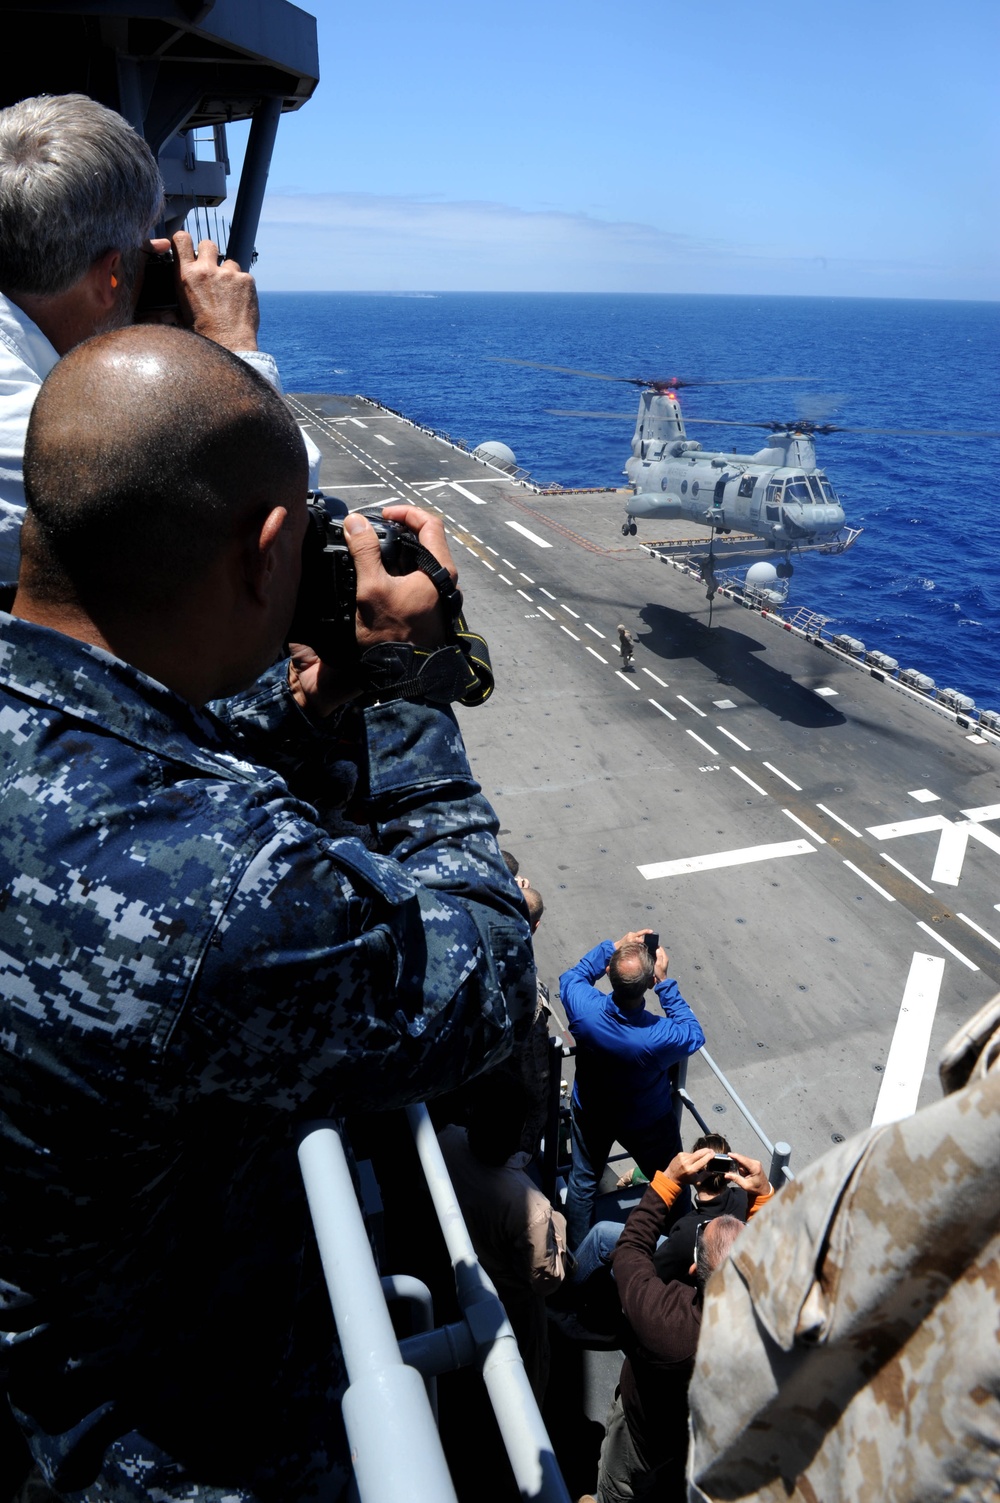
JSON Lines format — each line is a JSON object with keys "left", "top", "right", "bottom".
{"left": 565, "top": 1101, "right": 682, "bottom": 1251}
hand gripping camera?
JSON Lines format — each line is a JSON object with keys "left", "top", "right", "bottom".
{"left": 287, "top": 497, "right": 494, "bottom": 707}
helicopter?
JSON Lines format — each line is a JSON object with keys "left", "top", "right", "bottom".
{"left": 491, "top": 358, "right": 1000, "bottom": 581}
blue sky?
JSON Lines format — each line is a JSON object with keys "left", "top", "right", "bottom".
{"left": 225, "top": 0, "right": 998, "bottom": 298}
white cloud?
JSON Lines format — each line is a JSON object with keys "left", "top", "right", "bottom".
{"left": 251, "top": 191, "right": 998, "bottom": 300}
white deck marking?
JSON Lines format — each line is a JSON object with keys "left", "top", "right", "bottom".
{"left": 871, "top": 953, "right": 946, "bottom": 1127}
{"left": 782, "top": 809, "right": 826, "bottom": 843}
{"left": 498, "top": 575, "right": 512, "bottom": 586}
{"left": 586, "top": 646, "right": 608, "bottom": 664}
{"left": 960, "top": 803, "right": 1000, "bottom": 822}
{"left": 540, "top": 588, "right": 557, "bottom": 600}
{"left": 487, "top": 546, "right": 499, "bottom": 556}
{"left": 505, "top": 519, "right": 553, "bottom": 548}
{"left": 416, "top": 481, "right": 447, "bottom": 490}
{"left": 561, "top": 604, "right": 580, "bottom": 618}
{"left": 616, "top": 670, "right": 640, "bottom": 689}
{"left": 374, "top": 433, "right": 395, "bottom": 446}
{"left": 449, "top": 481, "right": 487, "bottom": 505}
{"left": 915, "top": 921, "right": 979, "bottom": 971}
{"left": 686, "top": 729, "right": 719, "bottom": 755}
{"left": 560, "top": 625, "right": 580, "bottom": 641}
{"left": 537, "top": 606, "right": 555, "bottom": 620}
{"left": 443, "top": 513, "right": 457, "bottom": 523}
{"left": 471, "top": 534, "right": 484, "bottom": 543}
{"left": 501, "top": 559, "right": 515, "bottom": 568}
{"left": 676, "top": 695, "right": 706, "bottom": 717}
{"left": 957, "top": 912, "right": 1000, "bottom": 951}
{"left": 520, "top": 572, "right": 534, "bottom": 583}
{"left": 639, "top": 840, "right": 815, "bottom": 881}
{"left": 879, "top": 851, "right": 933, "bottom": 894}
{"left": 763, "top": 761, "right": 801, "bottom": 790}
{"left": 815, "top": 685, "right": 838, "bottom": 697}
{"left": 649, "top": 700, "right": 677, "bottom": 720}
{"left": 730, "top": 766, "right": 769, "bottom": 796}
{"left": 843, "top": 860, "right": 895, "bottom": 902}
{"left": 642, "top": 667, "right": 667, "bottom": 687}
{"left": 967, "top": 734, "right": 988, "bottom": 744}
{"left": 348, "top": 417, "right": 368, "bottom": 428}
{"left": 586, "top": 623, "right": 606, "bottom": 639}
{"left": 817, "top": 804, "right": 862, "bottom": 838}
{"left": 326, "top": 482, "right": 393, "bottom": 488}
{"left": 714, "top": 699, "right": 737, "bottom": 709}
{"left": 868, "top": 814, "right": 948, "bottom": 840}
{"left": 909, "top": 788, "right": 939, "bottom": 803}
{"left": 517, "top": 589, "right": 533, "bottom": 602}
{"left": 481, "top": 560, "right": 495, "bottom": 571}
{"left": 716, "top": 726, "right": 751, "bottom": 751}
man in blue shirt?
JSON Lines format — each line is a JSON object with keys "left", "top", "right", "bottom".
{"left": 560, "top": 931, "right": 705, "bottom": 1250}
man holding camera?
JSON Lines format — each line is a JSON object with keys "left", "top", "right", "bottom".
{"left": 0, "top": 324, "right": 533, "bottom": 1500}
{"left": 559, "top": 931, "right": 705, "bottom": 1250}
{"left": 0, "top": 92, "right": 320, "bottom": 580}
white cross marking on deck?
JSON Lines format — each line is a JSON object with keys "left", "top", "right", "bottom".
{"left": 348, "top": 418, "right": 368, "bottom": 428}
{"left": 638, "top": 840, "right": 816, "bottom": 881}
{"left": 867, "top": 807, "right": 1000, "bottom": 887}
{"left": 871, "top": 952, "right": 945, "bottom": 1128}
{"left": 447, "top": 482, "right": 487, "bottom": 505}
{"left": 504, "top": 520, "right": 553, "bottom": 548}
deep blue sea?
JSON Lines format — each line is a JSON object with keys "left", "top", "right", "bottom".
{"left": 259, "top": 292, "right": 1000, "bottom": 708}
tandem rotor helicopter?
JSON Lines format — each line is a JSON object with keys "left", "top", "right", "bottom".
{"left": 492, "top": 357, "right": 1000, "bottom": 590}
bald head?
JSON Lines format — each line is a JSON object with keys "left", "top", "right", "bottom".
{"left": 22, "top": 325, "right": 307, "bottom": 616}
{"left": 608, "top": 941, "right": 655, "bottom": 1008}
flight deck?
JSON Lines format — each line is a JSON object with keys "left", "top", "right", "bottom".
{"left": 292, "top": 391, "right": 1000, "bottom": 1175}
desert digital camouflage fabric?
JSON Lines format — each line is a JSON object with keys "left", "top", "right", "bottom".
{"left": 0, "top": 611, "right": 533, "bottom": 1499}
{"left": 687, "top": 994, "right": 1000, "bottom": 1503}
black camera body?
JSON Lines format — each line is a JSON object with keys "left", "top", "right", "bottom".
{"left": 135, "top": 250, "right": 179, "bottom": 316}
{"left": 288, "top": 498, "right": 417, "bottom": 665}
{"left": 706, "top": 1154, "right": 735, "bottom": 1174}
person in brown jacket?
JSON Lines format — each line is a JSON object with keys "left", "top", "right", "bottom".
{"left": 592, "top": 1146, "right": 774, "bottom": 1502}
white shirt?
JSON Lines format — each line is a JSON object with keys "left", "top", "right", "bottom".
{"left": 0, "top": 291, "right": 321, "bottom": 581}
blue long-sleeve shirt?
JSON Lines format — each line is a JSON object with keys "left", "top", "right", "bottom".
{"left": 559, "top": 940, "right": 705, "bottom": 1132}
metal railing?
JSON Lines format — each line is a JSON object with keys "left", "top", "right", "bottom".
{"left": 297, "top": 1110, "right": 572, "bottom": 1503}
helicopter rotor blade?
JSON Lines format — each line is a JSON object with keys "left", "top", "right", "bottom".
{"left": 491, "top": 357, "right": 819, "bottom": 389}
{"left": 489, "top": 357, "right": 641, "bottom": 383}
{"left": 818, "top": 424, "right": 1000, "bottom": 439}
{"left": 544, "top": 408, "right": 637, "bottom": 419}
{"left": 543, "top": 408, "right": 1000, "bottom": 441}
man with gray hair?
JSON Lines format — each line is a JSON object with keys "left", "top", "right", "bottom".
{"left": 0, "top": 92, "right": 318, "bottom": 579}
{"left": 559, "top": 930, "right": 705, "bottom": 1249}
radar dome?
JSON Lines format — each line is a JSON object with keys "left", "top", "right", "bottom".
{"left": 473, "top": 441, "right": 517, "bottom": 469}
{"left": 745, "top": 562, "right": 779, "bottom": 587}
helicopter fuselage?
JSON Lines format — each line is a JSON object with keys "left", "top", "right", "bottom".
{"left": 623, "top": 390, "right": 846, "bottom": 549}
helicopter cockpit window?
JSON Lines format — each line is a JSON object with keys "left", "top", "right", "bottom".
{"left": 784, "top": 479, "right": 813, "bottom": 504}
{"left": 816, "top": 474, "right": 839, "bottom": 503}
{"left": 738, "top": 473, "right": 755, "bottom": 498}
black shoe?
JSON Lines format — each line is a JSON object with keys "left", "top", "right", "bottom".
{"left": 546, "top": 1305, "right": 621, "bottom": 1349}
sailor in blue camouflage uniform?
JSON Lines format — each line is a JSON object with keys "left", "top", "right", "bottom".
{"left": 0, "top": 325, "right": 534, "bottom": 1500}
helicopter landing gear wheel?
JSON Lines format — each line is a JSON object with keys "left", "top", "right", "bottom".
{"left": 776, "top": 560, "right": 794, "bottom": 579}
{"left": 622, "top": 522, "right": 630, "bottom": 536}
{"left": 629, "top": 522, "right": 637, "bottom": 536}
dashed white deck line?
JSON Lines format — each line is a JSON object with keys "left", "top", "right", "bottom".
{"left": 730, "top": 766, "right": 769, "bottom": 797}
{"left": 498, "top": 574, "right": 512, "bottom": 586}
{"left": 560, "top": 625, "right": 580, "bottom": 641}
{"left": 501, "top": 558, "right": 515, "bottom": 569}
{"left": 444, "top": 514, "right": 457, "bottom": 523}
{"left": 616, "top": 671, "right": 641, "bottom": 690}
{"left": 871, "top": 953, "right": 946, "bottom": 1128}
{"left": 909, "top": 788, "right": 939, "bottom": 803}
{"left": 449, "top": 481, "right": 488, "bottom": 505}
{"left": 843, "top": 860, "right": 895, "bottom": 902}
{"left": 561, "top": 604, "right": 580, "bottom": 619}
{"left": 879, "top": 851, "right": 933, "bottom": 894}
{"left": 374, "top": 433, "right": 395, "bottom": 445}
{"left": 517, "top": 589, "right": 533, "bottom": 603}
{"left": 763, "top": 761, "right": 801, "bottom": 791}
{"left": 639, "top": 840, "right": 816, "bottom": 881}
{"left": 686, "top": 729, "right": 719, "bottom": 755}
{"left": 815, "top": 686, "right": 838, "bottom": 697}
{"left": 328, "top": 482, "right": 393, "bottom": 488}
{"left": 471, "top": 534, "right": 484, "bottom": 543}
{"left": 586, "top": 646, "right": 608, "bottom": 664}
{"left": 487, "top": 546, "right": 499, "bottom": 556}
{"left": 481, "top": 560, "right": 495, "bottom": 572}
{"left": 716, "top": 726, "right": 751, "bottom": 751}
{"left": 642, "top": 667, "right": 667, "bottom": 687}
{"left": 520, "top": 573, "right": 534, "bottom": 583}
{"left": 585, "top": 623, "right": 605, "bottom": 639}
{"left": 539, "top": 588, "right": 557, "bottom": 600}
{"left": 916, "top": 920, "right": 979, "bottom": 972}
{"left": 505, "top": 519, "right": 553, "bottom": 548}
{"left": 782, "top": 809, "right": 826, "bottom": 844}
{"left": 649, "top": 700, "right": 677, "bottom": 721}
{"left": 348, "top": 417, "right": 368, "bottom": 428}
{"left": 816, "top": 804, "right": 862, "bottom": 838}
{"left": 676, "top": 695, "right": 706, "bottom": 718}
{"left": 537, "top": 606, "right": 555, "bottom": 621}
{"left": 957, "top": 912, "right": 1000, "bottom": 951}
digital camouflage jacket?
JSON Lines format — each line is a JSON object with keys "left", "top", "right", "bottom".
{"left": 0, "top": 612, "right": 533, "bottom": 1498}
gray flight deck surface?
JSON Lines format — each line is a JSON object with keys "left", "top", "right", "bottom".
{"left": 291, "top": 391, "right": 1000, "bottom": 1175}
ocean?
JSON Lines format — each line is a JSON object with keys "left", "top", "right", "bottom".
{"left": 258, "top": 292, "right": 1000, "bottom": 708}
